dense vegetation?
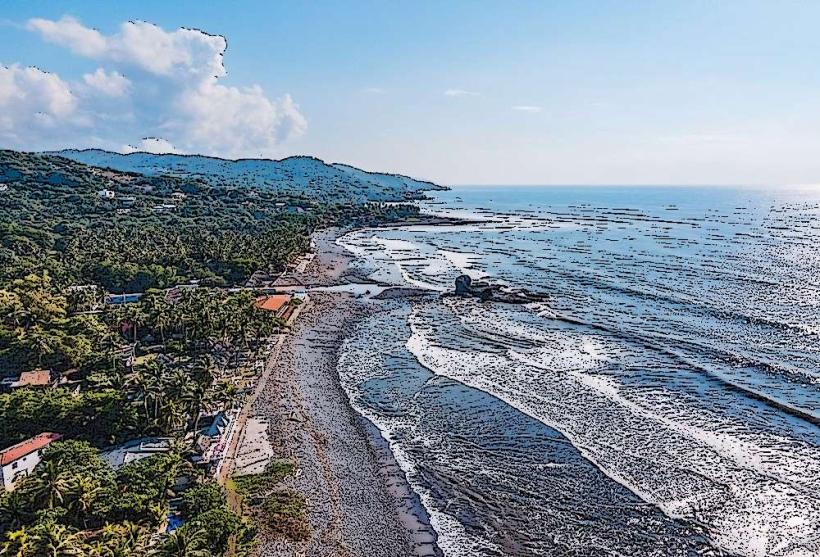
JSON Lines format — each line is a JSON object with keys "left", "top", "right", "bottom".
{"left": 0, "top": 440, "right": 250, "bottom": 555}
{"left": 1, "top": 150, "right": 420, "bottom": 291}
{"left": 55, "top": 148, "right": 444, "bottom": 204}
{"left": 0, "top": 149, "right": 431, "bottom": 555}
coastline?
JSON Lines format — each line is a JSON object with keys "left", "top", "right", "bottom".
{"left": 247, "top": 227, "right": 442, "bottom": 556}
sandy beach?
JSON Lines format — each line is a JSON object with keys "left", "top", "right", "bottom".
{"left": 245, "top": 228, "right": 441, "bottom": 557}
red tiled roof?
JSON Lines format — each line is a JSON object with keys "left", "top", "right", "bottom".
{"left": 17, "top": 370, "right": 52, "bottom": 387}
{"left": 0, "top": 433, "right": 62, "bottom": 466}
{"left": 255, "top": 294, "right": 291, "bottom": 313}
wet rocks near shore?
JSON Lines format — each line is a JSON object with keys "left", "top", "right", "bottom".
{"left": 449, "top": 274, "right": 549, "bottom": 304}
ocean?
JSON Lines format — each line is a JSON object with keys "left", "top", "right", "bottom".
{"left": 335, "top": 186, "right": 820, "bottom": 557}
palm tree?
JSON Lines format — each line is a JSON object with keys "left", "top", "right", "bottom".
{"left": 0, "top": 490, "right": 30, "bottom": 530}
{"left": 28, "top": 461, "right": 72, "bottom": 510}
{"left": 35, "top": 521, "right": 86, "bottom": 557}
{"left": 66, "top": 475, "right": 105, "bottom": 528}
{"left": 88, "top": 522, "right": 147, "bottom": 557}
{"left": 25, "top": 325, "right": 57, "bottom": 367}
{"left": 1, "top": 522, "right": 86, "bottom": 557}
{"left": 125, "top": 304, "right": 148, "bottom": 343}
{"left": 148, "top": 528, "right": 210, "bottom": 557}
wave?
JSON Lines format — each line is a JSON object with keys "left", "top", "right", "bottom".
{"left": 404, "top": 299, "right": 820, "bottom": 557}
{"left": 534, "top": 307, "right": 820, "bottom": 426}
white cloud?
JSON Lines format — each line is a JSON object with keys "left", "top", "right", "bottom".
{"left": 512, "top": 105, "right": 542, "bottom": 113}
{"left": 27, "top": 16, "right": 226, "bottom": 80}
{"left": 0, "top": 64, "right": 81, "bottom": 142}
{"left": 26, "top": 16, "right": 107, "bottom": 57}
{"left": 83, "top": 68, "right": 130, "bottom": 97}
{"left": 4, "top": 16, "right": 306, "bottom": 157}
{"left": 444, "top": 89, "right": 479, "bottom": 97}
{"left": 172, "top": 84, "right": 307, "bottom": 155}
{"left": 122, "top": 137, "right": 181, "bottom": 154}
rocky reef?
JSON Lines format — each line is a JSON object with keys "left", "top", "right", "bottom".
{"left": 449, "top": 274, "right": 548, "bottom": 304}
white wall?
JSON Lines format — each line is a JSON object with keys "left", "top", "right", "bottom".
{"left": 1, "top": 450, "right": 44, "bottom": 490}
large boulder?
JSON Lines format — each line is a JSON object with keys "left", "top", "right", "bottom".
{"left": 454, "top": 274, "right": 472, "bottom": 296}
{"left": 449, "top": 274, "right": 547, "bottom": 304}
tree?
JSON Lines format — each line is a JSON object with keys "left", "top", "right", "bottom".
{"left": 180, "top": 483, "right": 223, "bottom": 518}
{"left": 0, "top": 490, "right": 30, "bottom": 532}
{"left": 5, "top": 273, "right": 67, "bottom": 329}
{"left": 0, "top": 521, "right": 87, "bottom": 557}
{"left": 148, "top": 528, "right": 210, "bottom": 557}
{"left": 26, "top": 460, "right": 72, "bottom": 510}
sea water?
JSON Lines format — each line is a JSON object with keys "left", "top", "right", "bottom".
{"left": 336, "top": 186, "right": 820, "bottom": 557}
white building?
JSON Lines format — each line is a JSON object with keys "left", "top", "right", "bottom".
{"left": 100, "top": 437, "right": 173, "bottom": 469}
{"left": 0, "top": 433, "right": 62, "bottom": 490}
{"left": 97, "top": 189, "right": 116, "bottom": 199}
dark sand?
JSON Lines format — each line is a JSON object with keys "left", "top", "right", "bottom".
{"left": 252, "top": 228, "right": 441, "bottom": 557}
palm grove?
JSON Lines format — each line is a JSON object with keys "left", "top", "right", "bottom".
{"left": 0, "top": 150, "right": 422, "bottom": 555}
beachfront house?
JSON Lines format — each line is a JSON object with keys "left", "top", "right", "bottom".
{"left": 190, "top": 409, "right": 238, "bottom": 477}
{"left": 100, "top": 437, "right": 173, "bottom": 469}
{"left": 255, "top": 294, "right": 293, "bottom": 319}
{"left": 0, "top": 433, "right": 62, "bottom": 490}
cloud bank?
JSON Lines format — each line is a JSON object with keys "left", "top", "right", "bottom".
{"left": 0, "top": 16, "right": 306, "bottom": 157}
{"left": 512, "top": 105, "right": 542, "bottom": 113}
{"left": 444, "top": 89, "right": 479, "bottom": 97}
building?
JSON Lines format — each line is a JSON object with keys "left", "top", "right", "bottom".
{"left": 100, "top": 437, "right": 173, "bottom": 469}
{"left": 2, "top": 369, "right": 61, "bottom": 390}
{"left": 255, "top": 294, "right": 292, "bottom": 318}
{"left": 97, "top": 189, "right": 116, "bottom": 199}
{"left": 0, "top": 184, "right": 8, "bottom": 193}
{"left": 170, "top": 192, "right": 187, "bottom": 202}
{"left": 1, "top": 369, "right": 63, "bottom": 390}
{"left": 0, "top": 433, "right": 62, "bottom": 490}
{"left": 118, "top": 196, "right": 136, "bottom": 207}
{"left": 153, "top": 203, "right": 177, "bottom": 213}
{"left": 105, "top": 292, "right": 144, "bottom": 305}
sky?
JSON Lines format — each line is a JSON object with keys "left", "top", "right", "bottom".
{"left": 2, "top": 0, "right": 820, "bottom": 186}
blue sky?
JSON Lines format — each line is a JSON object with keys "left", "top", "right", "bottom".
{"left": 2, "top": 1, "right": 820, "bottom": 185}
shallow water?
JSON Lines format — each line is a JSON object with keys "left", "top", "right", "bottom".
{"left": 336, "top": 186, "right": 820, "bottom": 557}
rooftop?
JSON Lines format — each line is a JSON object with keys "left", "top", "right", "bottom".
{"left": 16, "top": 369, "right": 52, "bottom": 387}
{"left": 0, "top": 433, "right": 62, "bottom": 466}
{"left": 100, "top": 437, "right": 173, "bottom": 468}
{"left": 255, "top": 294, "right": 292, "bottom": 313}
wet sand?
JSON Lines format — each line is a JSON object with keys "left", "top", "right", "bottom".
{"left": 251, "top": 228, "right": 441, "bottom": 557}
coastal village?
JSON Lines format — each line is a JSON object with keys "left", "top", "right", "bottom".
{"left": 0, "top": 148, "right": 433, "bottom": 555}
{"left": 0, "top": 246, "right": 312, "bottom": 483}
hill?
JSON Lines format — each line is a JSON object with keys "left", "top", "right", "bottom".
{"left": 54, "top": 149, "right": 445, "bottom": 203}
{"left": 0, "top": 148, "right": 422, "bottom": 291}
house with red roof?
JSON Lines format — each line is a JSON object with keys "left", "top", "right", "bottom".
{"left": 255, "top": 294, "right": 293, "bottom": 318}
{"left": 0, "top": 433, "right": 62, "bottom": 490}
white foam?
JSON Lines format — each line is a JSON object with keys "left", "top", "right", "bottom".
{"left": 404, "top": 300, "right": 820, "bottom": 557}
{"left": 337, "top": 321, "right": 503, "bottom": 557}
{"left": 438, "top": 249, "right": 488, "bottom": 280}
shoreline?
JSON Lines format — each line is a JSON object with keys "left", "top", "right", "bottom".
{"left": 245, "top": 226, "right": 442, "bottom": 556}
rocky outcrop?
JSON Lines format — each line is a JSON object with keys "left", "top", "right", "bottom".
{"left": 449, "top": 274, "right": 548, "bottom": 304}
